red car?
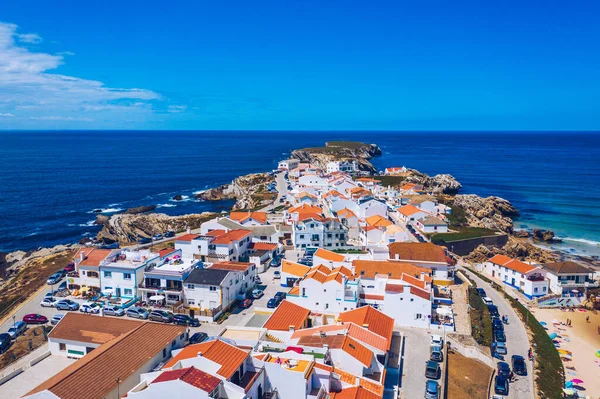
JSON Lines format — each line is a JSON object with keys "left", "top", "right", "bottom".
{"left": 23, "top": 314, "right": 48, "bottom": 324}
{"left": 240, "top": 299, "right": 253, "bottom": 309}
{"left": 64, "top": 263, "right": 75, "bottom": 272}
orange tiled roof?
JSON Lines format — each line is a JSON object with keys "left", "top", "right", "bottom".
{"left": 333, "top": 266, "right": 353, "bottom": 277}
{"left": 229, "top": 211, "right": 268, "bottom": 224}
{"left": 365, "top": 215, "right": 392, "bottom": 228}
{"left": 334, "top": 367, "right": 358, "bottom": 385}
{"left": 305, "top": 269, "right": 329, "bottom": 283}
{"left": 288, "top": 204, "right": 323, "bottom": 214}
{"left": 339, "top": 306, "right": 394, "bottom": 350}
{"left": 77, "top": 248, "right": 112, "bottom": 267}
{"left": 282, "top": 260, "right": 311, "bottom": 277}
{"left": 314, "top": 248, "right": 345, "bottom": 262}
{"left": 290, "top": 324, "right": 347, "bottom": 339}
{"left": 337, "top": 208, "right": 356, "bottom": 218}
{"left": 332, "top": 386, "right": 381, "bottom": 399}
{"left": 158, "top": 248, "right": 177, "bottom": 258}
{"left": 313, "top": 362, "right": 334, "bottom": 372}
{"left": 388, "top": 242, "right": 448, "bottom": 263}
{"left": 27, "top": 323, "right": 186, "bottom": 399}
{"left": 211, "top": 229, "right": 252, "bottom": 244}
{"left": 152, "top": 366, "right": 221, "bottom": 393}
{"left": 176, "top": 233, "right": 200, "bottom": 242}
{"left": 209, "top": 261, "right": 253, "bottom": 272}
{"left": 397, "top": 204, "right": 427, "bottom": 217}
{"left": 163, "top": 340, "right": 248, "bottom": 379}
{"left": 489, "top": 254, "right": 514, "bottom": 266}
{"left": 359, "top": 378, "right": 385, "bottom": 396}
{"left": 263, "top": 300, "right": 310, "bottom": 331}
{"left": 353, "top": 259, "right": 429, "bottom": 279}
{"left": 504, "top": 259, "right": 537, "bottom": 274}
{"left": 288, "top": 286, "right": 300, "bottom": 296}
{"left": 344, "top": 322, "right": 389, "bottom": 352}
{"left": 341, "top": 336, "right": 373, "bottom": 366}
{"left": 400, "top": 273, "right": 427, "bottom": 289}
{"left": 49, "top": 313, "right": 142, "bottom": 344}
{"left": 204, "top": 229, "right": 226, "bottom": 237}
{"left": 297, "top": 213, "right": 327, "bottom": 222}
{"left": 410, "top": 286, "right": 432, "bottom": 301}
{"left": 251, "top": 242, "right": 278, "bottom": 251}
{"left": 360, "top": 293, "right": 385, "bottom": 300}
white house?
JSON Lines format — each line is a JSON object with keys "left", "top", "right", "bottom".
{"left": 175, "top": 229, "right": 252, "bottom": 263}
{"left": 397, "top": 204, "right": 430, "bottom": 223}
{"left": 208, "top": 261, "right": 258, "bottom": 297}
{"left": 483, "top": 254, "right": 548, "bottom": 299}
{"left": 99, "top": 249, "right": 155, "bottom": 302}
{"left": 229, "top": 211, "right": 268, "bottom": 226}
{"left": 326, "top": 160, "right": 358, "bottom": 174}
{"left": 70, "top": 248, "right": 114, "bottom": 293}
{"left": 415, "top": 216, "right": 449, "bottom": 233}
{"left": 298, "top": 174, "right": 329, "bottom": 190}
{"left": 280, "top": 260, "right": 310, "bottom": 287}
{"left": 384, "top": 167, "right": 407, "bottom": 175}
{"left": 542, "top": 261, "right": 598, "bottom": 296}
{"left": 183, "top": 267, "right": 236, "bottom": 321}
{"left": 358, "top": 197, "right": 388, "bottom": 219}
{"left": 293, "top": 215, "right": 347, "bottom": 250}
{"left": 388, "top": 242, "right": 453, "bottom": 282}
{"left": 278, "top": 159, "right": 300, "bottom": 170}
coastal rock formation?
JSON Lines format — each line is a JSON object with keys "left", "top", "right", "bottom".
{"left": 404, "top": 171, "right": 462, "bottom": 195}
{"left": 196, "top": 172, "right": 275, "bottom": 210}
{"left": 1, "top": 244, "right": 76, "bottom": 278}
{"left": 291, "top": 141, "right": 382, "bottom": 172}
{"left": 532, "top": 228, "right": 561, "bottom": 243}
{"left": 172, "top": 195, "right": 184, "bottom": 201}
{"left": 453, "top": 194, "right": 519, "bottom": 233}
{"left": 464, "top": 236, "right": 558, "bottom": 264}
{"left": 96, "top": 212, "right": 218, "bottom": 244}
{"left": 125, "top": 205, "right": 157, "bottom": 214}
{"left": 94, "top": 214, "right": 110, "bottom": 225}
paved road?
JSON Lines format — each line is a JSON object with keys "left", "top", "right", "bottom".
{"left": 398, "top": 327, "right": 436, "bottom": 399}
{"left": 462, "top": 266, "right": 534, "bottom": 399}
{"left": 260, "top": 171, "right": 287, "bottom": 212}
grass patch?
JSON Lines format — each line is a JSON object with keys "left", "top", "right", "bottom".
{"left": 468, "top": 287, "right": 493, "bottom": 346}
{"left": 332, "top": 249, "right": 368, "bottom": 254}
{"left": 445, "top": 206, "right": 468, "bottom": 228}
{"left": 271, "top": 205, "right": 286, "bottom": 212}
{"left": 356, "top": 174, "right": 405, "bottom": 187}
{"left": 431, "top": 227, "right": 498, "bottom": 244}
{"left": 0, "top": 325, "right": 50, "bottom": 370}
{"left": 447, "top": 351, "right": 493, "bottom": 399}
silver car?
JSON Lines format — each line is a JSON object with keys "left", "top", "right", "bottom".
{"left": 103, "top": 305, "right": 125, "bottom": 317}
{"left": 51, "top": 314, "right": 65, "bottom": 326}
{"left": 7, "top": 321, "right": 27, "bottom": 339}
{"left": 40, "top": 297, "right": 57, "bottom": 307}
{"left": 126, "top": 307, "right": 149, "bottom": 319}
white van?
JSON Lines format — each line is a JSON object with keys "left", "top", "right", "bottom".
{"left": 482, "top": 297, "right": 493, "bottom": 306}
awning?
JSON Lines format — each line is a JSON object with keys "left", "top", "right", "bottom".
{"left": 149, "top": 294, "right": 165, "bottom": 301}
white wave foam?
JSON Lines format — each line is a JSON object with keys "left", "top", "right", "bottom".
{"left": 157, "top": 203, "right": 176, "bottom": 208}
{"left": 109, "top": 203, "right": 121, "bottom": 207}
{"left": 79, "top": 220, "right": 96, "bottom": 227}
{"left": 87, "top": 207, "right": 123, "bottom": 214}
{"left": 170, "top": 195, "right": 191, "bottom": 202}
{"left": 558, "top": 237, "right": 600, "bottom": 247}
{"left": 193, "top": 190, "right": 206, "bottom": 195}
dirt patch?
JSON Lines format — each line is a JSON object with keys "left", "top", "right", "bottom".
{"left": 0, "top": 250, "right": 75, "bottom": 318}
{"left": 447, "top": 350, "right": 493, "bottom": 399}
{"left": 0, "top": 325, "right": 50, "bottom": 370}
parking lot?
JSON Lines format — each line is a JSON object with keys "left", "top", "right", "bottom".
{"left": 398, "top": 327, "right": 444, "bottom": 399}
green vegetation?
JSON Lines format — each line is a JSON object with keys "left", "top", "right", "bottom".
{"left": 271, "top": 205, "right": 286, "bottom": 212}
{"left": 468, "top": 287, "right": 493, "bottom": 346}
{"left": 431, "top": 227, "right": 498, "bottom": 244}
{"left": 358, "top": 174, "right": 405, "bottom": 187}
{"left": 301, "top": 141, "right": 370, "bottom": 155}
{"left": 445, "top": 206, "right": 468, "bottom": 227}
{"left": 332, "top": 249, "right": 368, "bottom": 254}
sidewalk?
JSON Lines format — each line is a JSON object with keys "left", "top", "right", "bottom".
{"left": 0, "top": 343, "right": 49, "bottom": 377}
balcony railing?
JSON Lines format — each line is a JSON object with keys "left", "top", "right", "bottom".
{"left": 559, "top": 280, "right": 599, "bottom": 288}
{"left": 527, "top": 275, "right": 546, "bottom": 282}
{"left": 138, "top": 283, "right": 182, "bottom": 292}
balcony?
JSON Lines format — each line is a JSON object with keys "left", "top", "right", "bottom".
{"left": 558, "top": 279, "right": 599, "bottom": 288}
{"left": 138, "top": 283, "right": 182, "bottom": 293}
{"left": 527, "top": 275, "right": 546, "bottom": 282}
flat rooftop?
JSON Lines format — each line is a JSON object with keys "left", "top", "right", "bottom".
{"left": 266, "top": 356, "right": 312, "bottom": 374}
{"left": 220, "top": 328, "right": 265, "bottom": 341}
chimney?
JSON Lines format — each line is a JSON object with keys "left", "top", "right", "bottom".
{"left": 362, "top": 324, "right": 369, "bottom": 328}
{"left": 289, "top": 325, "right": 295, "bottom": 332}
{"left": 395, "top": 254, "right": 399, "bottom": 260}
{"left": 187, "top": 227, "right": 192, "bottom": 234}
{"left": 79, "top": 251, "right": 85, "bottom": 262}
{"left": 197, "top": 352, "right": 203, "bottom": 357}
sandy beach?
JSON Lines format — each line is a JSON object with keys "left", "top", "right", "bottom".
{"left": 532, "top": 308, "right": 600, "bottom": 398}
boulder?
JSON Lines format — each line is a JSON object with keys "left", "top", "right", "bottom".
{"left": 513, "top": 230, "right": 530, "bottom": 238}
{"left": 95, "top": 214, "right": 110, "bottom": 225}
{"left": 172, "top": 195, "right": 184, "bottom": 201}
{"left": 532, "top": 229, "right": 561, "bottom": 243}
{"left": 125, "top": 205, "right": 157, "bottom": 214}
{"left": 453, "top": 195, "right": 518, "bottom": 233}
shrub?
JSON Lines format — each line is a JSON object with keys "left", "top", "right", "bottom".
{"left": 468, "top": 287, "right": 492, "bottom": 346}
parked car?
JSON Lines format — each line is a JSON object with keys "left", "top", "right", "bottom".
{"left": 425, "top": 360, "right": 440, "bottom": 379}
{"left": 492, "top": 342, "right": 508, "bottom": 356}
{"left": 55, "top": 299, "right": 79, "bottom": 311}
{"left": 100, "top": 243, "right": 120, "bottom": 249}
{"left": 512, "top": 355, "right": 527, "bottom": 376}
{"left": 425, "top": 380, "right": 440, "bottom": 399}
{"left": 492, "top": 317, "right": 504, "bottom": 331}
{"left": 173, "top": 314, "right": 200, "bottom": 327}
{"left": 189, "top": 332, "right": 208, "bottom": 344}
{"left": 149, "top": 310, "right": 174, "bottom": 323}
{"left": 482, "top": 297, "right": 493, "bottom": 306}
{"left": 240, "top": 299, "right": 253, "bottom": 309}
{"left": 64, "top": 263, "right": 75, "bottom": 272}
{"left": 274, "top": 292, "right": 286, "bottom": 303}
{"left": 51, "top": 314, "right": 65, "bottom": 325}
{"left": 255, "top": 276, "right": 262, "bottom": 285}
{"left": 305, "top": 247, "right": 318, "bottom": 256}
{"left": 103, "top": 305, "right": 125, "bottom": 317}
{"left": 0, "top": 333, "right": 12, "bottom": 354}
{"left": 430, "top": 345, "right": 443, "bottom": 362}
{"left": 164, "top": 231, "right": 175, "bottom": 238}
{"left": 476, "top": 288, "right": 486, "bottom": 297}
{"left": 252, "top": 289, "right": 264, "bottom": 299}
{"left": 23, "top": 314, "right": 48, "bottom": 324}
{"left": 7, "top": 321, "right": 27, "bottom": 339}
{"left": 57, "top": 281, "right": 68, "bottom": 292}
{"left": 152, "top": 233, "right": 163, "bottom": 240}
{"left": 270, "top": 258, "right": 281, "bottom": 267}
{"left": 497, "top": 361, "right": 511, "bottom": 377}
{"left": 493, "top": 329, "right": 506, "bottom": 343}
{"left": 40, "top": 297, "right": 57, "bottom": 308}
{"left": 127, "top": 307, "right": 149, "bottom": 319}
{"left": 273, "top": 271, "right": 281, "bottom": 279}
{"left": 494, "top": 375, "right": 509, "bottom": 395}
{"left": 430, "top": 334, "right": 444, "bottom": 348}
{"left": 267, "top": 298, "right": 278, "bottom": 308}
{"left": 488, "top": 305, "right": 500, "bottom": 317}
{"left": 45, "top": 290, "right": 58, "bottom": 299}
{"left": 80, "top": 302, "right": 101, "bottom": 314}
{"left": 138, "top": 237, "right": 151, "bottom": 244}
{"left": 47, "top": 272, "right": 62, "bottom": 285}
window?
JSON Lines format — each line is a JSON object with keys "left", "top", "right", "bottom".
{"left": 299, "top": 234, "right": 305, "bottom": 239}
{"left": 534, "top": 287, "right": 538, "bottom": 293}
{"left": 325, "top": 303, "right": 329, "bottom": 309}
{"left": 410, "top": 298, "right": 414, "bottom": 302}
{"left": 302, "top": 288, "right": 306, "bottom": 296}
{"left": 210, "top": 286, "right": 217, "bottom": 291}
{"left": 123, "top": 273, "right": 132, "bottom": 280}
{"left": 187, "top": 284, "right": 195, "bottom": 289}
{"left": 163, "top": 348, "right": 167, "bottom": 358}
{"left": 416, "top": 314, "right": 422, "bottom": 319}
{"left": 180, "top": 333, "right": 185, "bottom": 340}
{"left": 59, "top": 343, "right": 66, "bottom": 351}
{"left": 124, "top": 289, "right": 132, "bottom": 296}
{"left": 188, "top": 299, "right": 195, "bottom": 305}
{"left": 543, "top": 286, "right": 547, "bottom": 292}
{"left": 103, "top": 271, "right": 112, "bottom": 278}
{"left": 327, "top": 234, "right": 332, "bottom": 238}
{"left": 172, "top": 340, "right": 176, "bottom": 348}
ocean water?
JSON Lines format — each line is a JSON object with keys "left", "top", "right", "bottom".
{"left": 0, "top": 131, "right": 598, "bottom": 256}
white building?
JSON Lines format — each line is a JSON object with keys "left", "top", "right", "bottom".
{"left": 70, "top": 248, "right": 114, "bottom": 293}
{"left": 278, "top": 159, "right": 300, "bottom": 170}
{"left": 293, "top": 215, "right": 347, "bottom": 249}
{"left": 415, "top": 216, "right": 449, "bottom": 233}
{"left": 99, "top": 249, "right": 155, "bottom": 301}
{"left": 388, "top": 242, "right": 453, "bottom": 282}
{"left": 182, "top": 267, "right": 237, "bottom": 321}
{"left": 543, "top": 261, "right": 599, "bottom": 296}
{"left": 326, "top": 160, "right": 358, "bottom": 174}
{"left": 397, "top": 204, "right": 430, "bottom": 223}
{"left": 384, "top": 166, "right": 407, "bottom": 175}
{"left": 298, "top": 173, "right": 329, "bottom": 190}
{"left": 175, "top": 229, "right": 252, "bottom": 262}
{"left": 358, "top": 197, "right": 388, "bottom": 219}
{"left": 483, "top": 254, "right": 549, "bottom": 299}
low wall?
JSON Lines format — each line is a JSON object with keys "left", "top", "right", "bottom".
{"left": 0, "top": 367, "right": 23, "bottom": 386}
{"left": 439, "top": 234, "right": 508, "bottom": 256}
{"left": 446, "top": 335, "right": 494, "bottom": 368}
{"left": 29, "top": 351, "right": 51, "bottom": 367}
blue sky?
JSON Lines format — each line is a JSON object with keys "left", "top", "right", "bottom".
{"left": 1, "top": 0, "right": 599, "bottom": 130}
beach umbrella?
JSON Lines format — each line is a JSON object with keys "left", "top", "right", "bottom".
{"left": 571, "top": 379, "right": 584, "bottom": 384}
{"left": 149, "top": 294, "right": 165, "bottom": 301}
{"left": 549, "top": 332, "right": 558, "bottom": 339}
{"left": 558, "top": 349, "right": 572, "bottom": 355}
{"left": 540, "top": 321, "right": 547, "bottom": 325}
{"left": 565, "top": 381, "right": 573, "bottom": 388}
{"left": 562, "top": 388, "right": 575, "bottom": 395}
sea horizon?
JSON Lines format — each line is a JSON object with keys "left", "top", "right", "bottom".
{"left": 1, "top": 130, "right": 599, "bottom": 257}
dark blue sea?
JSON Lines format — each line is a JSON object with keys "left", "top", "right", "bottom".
{"left": 1, "top": 131, "right": 599, "bottom": 256}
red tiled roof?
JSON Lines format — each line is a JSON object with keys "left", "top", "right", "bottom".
{"left": 158, "top": 248, "right": 177, "bottom": 258}
{"left": 282, "top": 260, "right": 311, "bottom": 277}
{"left": 397, "top": 204, "right": 427, "bottom": 217}
{"left": 359, "top": 293, "right": 385, "bottom": 300}
{"left": 175, "top": 234, "right": 200, "bottom": 242}
{"left": 341, "top": 336, "right": 372, "bottom": 366}
{"left": 353, "top": 260, "right": 429, "bottom": 279}
{"left": 229, "top": 211, "right": 268, "bottom": 224}
{"left": 338, "top": 306, "right": 394, "bottom": 350}
{"left": 251, "top": 242, "right": 278, "bottom": 251}
{"left": 314, "top": 248, "right": 345, "bottom": 262}
{"left": 504, "top": 259, "right": 537, "bottom": 274}
{"left": 388, "top": 242, "right": 448, "bottom": 263}
{"left": 410, "top": 286, "right": 432, "bottom": 301}
{"left": 211, "top": 229, "right": 252, "bottom": 244}
{"left": 263, "top": 300, "right": 310, "bottom": 331}
{"left": 164, "top": 340, "right": 248, "bottom": 379}
{"left": 76, "top": 248, "right": 112, "bottom": 267}
{"left": 152, "top": 366, "right": 221, "bottom": 393}
{"left": 209, "top": 261, "right": 253, "bottom": 272}
{"left": 331, "top": 386, "right": 381, "bottom": 399}
{"left": 49, "top": 313, "right": 142, "bottom": 344}
{"left": 400, "top": 273, "right": 427, "bottom": 289}
{"left": 204, "top": 229, "right": 226, "bottom": 237}
{"left": 488, "top": 254, "right": 513, "bottom": 266}
{"left": 344, "top": 323, "right": 388, "bottom": 353}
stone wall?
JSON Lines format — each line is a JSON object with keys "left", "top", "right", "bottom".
{"left": 439, "top": 234, "right": 509, "bottom": 256}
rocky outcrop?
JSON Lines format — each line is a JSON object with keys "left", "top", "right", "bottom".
{"left": 404, "top": 170, "right": 462, "bottom": 195}
{"left": 464, "top": 236, "right": 559, "bottom": 264}
{"left": 196, "top": 172, "right": 275, "bottom": 210}
{"left": 94, "top": 214, "right": 110, "bottom": 225}
{"left": 1, "top": 244, "right": 76, "bottom": 278}
{"left": 96, "top": 212, "right": 218, "bottom": 244}
{"left": 532, "top": 229, "right": 561, "bottom": 243}
{"left": 172, "top": 195, "right": 184, "bottom": 201}
{"left": 125, "top": 205, "right": 157, "bottom": 215}
{"left": 291, "top": 141, "right": 381, "bottom": 172}
{"left": 453, "top": 195, "right": 519, "bottom": 233}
